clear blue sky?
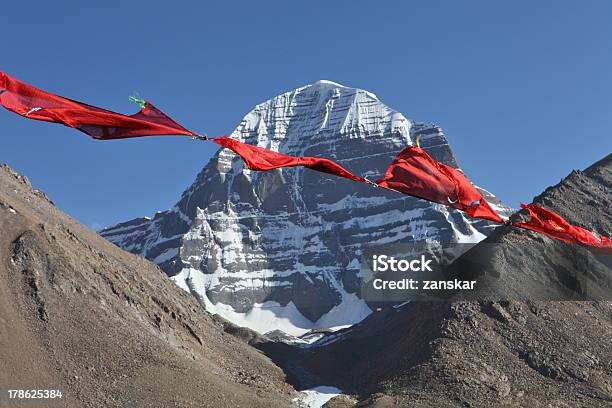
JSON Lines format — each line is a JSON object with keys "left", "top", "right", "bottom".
{"left": 1, "top": 1, "right": 611, "bottom": 229}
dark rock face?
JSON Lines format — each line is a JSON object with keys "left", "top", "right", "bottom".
{"left": 531, "top": 154, "right": 611, "bottom": 235}
{"left": 275, "top": 154, "right": 611, "bottom": 407}
{"left": 445, "top": 153, "right": 612, "bottom": 302}
{"left": 101, "top": 81, "right": 509, "bottom": 332}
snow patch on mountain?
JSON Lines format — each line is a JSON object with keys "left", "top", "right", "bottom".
{"left": 173, "top": 267, "right": 371, "bottom": 336}
{"left": 294, "top": 386, "right": 345, "bottom": 408}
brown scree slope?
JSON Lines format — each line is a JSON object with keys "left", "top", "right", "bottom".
{"left": 0, "top": 163, "right": 294, "bottom": 408}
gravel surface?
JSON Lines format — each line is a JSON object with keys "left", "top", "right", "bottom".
{"left": 0, "top": 163, "right": 294, "bottom": 408}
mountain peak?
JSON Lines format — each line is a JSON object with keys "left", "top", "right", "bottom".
{"left": 101, "top": 82, "right": 509, "bottom": 336}
{"left": 238, "top": 80, "right": 402, "bottom": 149}
{"left": 311, "top": 79, "right": 346, "bottom": 88}
{"left": 296, "top": 79, "right": 379, "bottom": 103}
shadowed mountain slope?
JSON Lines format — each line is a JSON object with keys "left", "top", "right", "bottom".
{"left": 263, "top": 154, "right": 612, "bottom": 408}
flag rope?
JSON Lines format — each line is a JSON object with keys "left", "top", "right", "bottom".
{"left": 1, "top": 71, "right": 609, "bottom": 249}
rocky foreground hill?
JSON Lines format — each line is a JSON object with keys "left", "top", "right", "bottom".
{"left": 0, "top": 163, "right": 293, "bottom": 407}
{"left": 260, "top": 154, "right": 612, "bottom": 407}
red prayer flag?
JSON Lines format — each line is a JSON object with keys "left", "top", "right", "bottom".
{"left": 212, "top": 135, "right": 367, "bottom": 183}
{"left": 5, "top": 72, "right": 608, "bottom": 250}
{"left": 376, "top": 146, "right": 503, "bottom": 223}
{"left": 0, "top": 71, "right": 195, "bottom": 139}
{"left": 513, "top": 204, "right": 611, "bottom": 248}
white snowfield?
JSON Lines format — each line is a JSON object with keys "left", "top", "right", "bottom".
{"left": 293, "top": 385, "right": 344, "bottom": 408}
{"left": 102, "top": 80, "right": 511, "bottom": 338}
{"left": 173, "top": 267, "right": 371, "bottom": 337}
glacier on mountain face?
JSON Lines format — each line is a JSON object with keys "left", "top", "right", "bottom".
{"left": 100, "top": 80, "right": 510, "bottom": 336}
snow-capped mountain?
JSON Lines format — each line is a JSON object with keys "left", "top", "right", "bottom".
{"left": 100, "top": 80, "right": 509, "bottom": 336}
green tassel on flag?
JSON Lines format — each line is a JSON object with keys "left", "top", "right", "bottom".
{"left": 129, "top": 95, "right": 146, "bottom": 109}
